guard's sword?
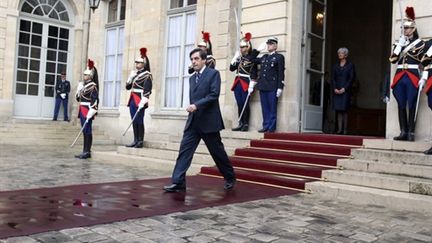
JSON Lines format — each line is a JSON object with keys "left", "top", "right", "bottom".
{"left": 122, "top": 107, "right": 142, "bottom": 136}
{"left": 414, "top": 82, "right": 424, "bottom": 122}
{"left": 70, "top": 119, "right": 88, "bottom": 148}
{"left": 238, "top": 93, "right": 250, "bottom": 122}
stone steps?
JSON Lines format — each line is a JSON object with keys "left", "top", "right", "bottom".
{"left": 323, "top": 169, "right": 432, "bottom": 195}
{"left": 338, "top": 158, "right": 432, "bottom": 180}
{"left": 92, "top": 151, "right": 200, "bottom": 175}
{"left": 306, "top": 181, "right": 432, "bottom": 213}
{"left": 0, "top": 119, "right": 116, "bottom": 146}
{"left": 306, "top": 139, "right": 432, "bottom": 213}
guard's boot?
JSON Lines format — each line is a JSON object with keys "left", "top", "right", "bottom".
{"left": 135, "top": 124, "right": 144, "bottom": 148}
{"left": 232, "top": 122, "right": 243, "bottom": 131}
{"left": 424, "top": 147, "right": 432, "bottom": 155}
{"left": 394, "top": 108, "right": 408, "bottom": 141}
{"left": 241, "top": 123, "right": 249, "bottom": 131}
{"left": 407, "top": 109, "right": 416, "bottom": 141}
{"left": 126, "top": 123, "right": 138, "bottom": 147}
{"left": 75, "top": 134, "right": 91, "bottom": 159}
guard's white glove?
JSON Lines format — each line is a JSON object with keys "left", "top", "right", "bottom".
{"left": 257, "top": 42, "right": 267, "bottom": 52}
{"left": 248, "top": 81, "right": 257, "bottom": 94}
{"left": 138, "top": 97, "right": 149, "bottom": 109}
{"left": 382, "top": 96, "right": 390, "bottom": 104}
{"left": 76, "top": 82, "right": 84, "bottom": 97}
{"left": 60, "top": 93, "right": 66, "bottom": 99}
{"left": 86, "top": 108, "right": 97, "bottom": 120}
{"left": 230, "top": 51, "right": 241, "bottom": 65}
{"left": 276, "top": 88, "right": 283, "bottom": 98}
{"left": 419, "top": 78, "right": 426, "bottom": 89}
{"left": 126, "top": 70, "right": 137, "bottom": 84}
{"left": 398, "top": 35, "right": 408, "bottom": 47}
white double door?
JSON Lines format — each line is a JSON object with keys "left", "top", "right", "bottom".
{"left": 14, "top": 18, "right": 70, "bottom": 119}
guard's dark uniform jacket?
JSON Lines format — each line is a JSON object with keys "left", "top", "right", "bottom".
{"left": 76, "top": 80, "right": 98, "bottom": 126}
{"left": 230, "top": 50, "right": 259, "bottom": 91}
{"left": 421, "top": 39, "right": 432, "bottom": 94}
{"left": 256, "top": 52, "right": 285, "bottom": 91}
{"left": 390, "top": 37, "right": 425, "bottom": 89}
{"left": 126, "top": 69, "right": 152, "bottom": 111}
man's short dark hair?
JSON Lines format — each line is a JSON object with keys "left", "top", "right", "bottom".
{"left": 189, "top": 48, "right": 207, "bottom": 60}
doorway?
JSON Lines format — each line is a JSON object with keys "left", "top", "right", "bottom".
{"left": 323, "top": 0, "right": 392, "bottom": 136}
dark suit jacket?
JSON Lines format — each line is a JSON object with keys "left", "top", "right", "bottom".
{"left": 184, "top": 67, "right": 225, "bottom": 133}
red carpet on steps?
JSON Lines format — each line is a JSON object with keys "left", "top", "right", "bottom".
{"left": 0, "top": 176, "right": 295, "bottom": 239}
{"left": 200, "top": 133, "right": 371, "bottom": 190}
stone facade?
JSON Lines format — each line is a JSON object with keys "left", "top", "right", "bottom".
{"left": 0, "top": 0, "right": 432, "bottom": 141}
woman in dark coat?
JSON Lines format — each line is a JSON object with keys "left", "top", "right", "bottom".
{"left": 331, "top": 47, "right": 355, "bottom": 135}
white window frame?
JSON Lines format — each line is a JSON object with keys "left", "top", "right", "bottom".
{"left": 102, "top": 0, "right": 125, "bottom": 109}
{"left": 162, "top": 5, "right": 196, "bottom": 110}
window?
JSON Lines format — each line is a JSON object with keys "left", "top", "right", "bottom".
{"left": 108, "top": 0, "right": 126, "bottom": 23}
{"left": 103, "top": 0, "right": 126, "bottom": 108}
{"left": 164, "top": 2, "right": 196, "bottom": 108}
{"left": 20, "top": 0, "right": 70, "bottom": 22}
{"left": 170, "top": 0, "right": 197, "bottom": 9}
{"left": 103, "top": 27, "right": 123, "bottom": 108}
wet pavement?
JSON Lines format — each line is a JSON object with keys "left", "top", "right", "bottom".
{"left": 1, "top": 144, "right": 432, "bottom": 242}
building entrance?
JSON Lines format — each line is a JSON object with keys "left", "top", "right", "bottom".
{"left": 323, "top": 0, "right": 392, "bottom": 136}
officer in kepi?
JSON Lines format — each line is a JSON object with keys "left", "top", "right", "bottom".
{"left": 389, "top": 6, "right": 425, "bottom": 142}
{"left": 230, "top": 32, "right": 259, "bottom": 131}
{"left": 250, "top": 36, "right": 285, "bottom": 133}
{"left": 53, "top": 71, "right": 70, "bottom": 121}
{"left": 75, "top": 59, "right": 99, "bottom": 159}
{"left": 188, "top": 31, "right": 216, "bottom": 74}
{"left": 125, "top": 48, "right": 153, "bottom": 148}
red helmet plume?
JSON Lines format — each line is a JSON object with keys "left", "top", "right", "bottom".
{"left": 405, "top": 6, "right": 415, "bottom": 20}
{"left": 244, "top": 32, "right": 252, "bottom": 41}
{"left": 87, "top": 59, "right": 94, "bottom": 70}
{"left": 202, "top": 31, "right": 210, "bottom": 42}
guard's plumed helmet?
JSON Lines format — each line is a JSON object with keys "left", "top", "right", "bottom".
{"left": 83, "top": 59, "right": 94, "bottom": 77}
{"left": 135, "top": 47, "right": 151, "bottom": 71}
{"left": 403, "top": 6, "right": 416, "bottom": 28}
{"left": 239, "top": 32, "right": 252, "bottom": 51}
{"left": 197, "top": 31, "right": 212, "bottom": 54}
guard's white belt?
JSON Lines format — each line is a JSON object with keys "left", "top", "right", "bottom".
{"left": 80, "top": 102, "right": 91, "bottom": 106}
{"left": 397, "top": 64, "right": 419, "bottom": 69}
{"left": 132, "top": 88, "right": 143, "bottom": 93}
{"left": 237, "top": 73, "right": 250, "bottom": 78}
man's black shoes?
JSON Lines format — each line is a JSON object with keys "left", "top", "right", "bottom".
{"left": 163, "top": 183, "right": 186, "bottom": 192}
{"left": 224, "top": 179, "right": 236, "bottom": 190}
{"left": 74, "top": 152, "right": 91, "bottom": 159}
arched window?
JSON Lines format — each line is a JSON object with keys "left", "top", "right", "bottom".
{"left": 20, "top": 0, "right": 70, "bottom": 22}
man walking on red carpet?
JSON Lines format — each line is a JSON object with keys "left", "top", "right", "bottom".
{"left": 164, "top": 48, "right": 236, "bottom": 192}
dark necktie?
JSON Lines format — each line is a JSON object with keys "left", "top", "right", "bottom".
{"left": 196, "top": 72, "right": 201, "bottom": 84}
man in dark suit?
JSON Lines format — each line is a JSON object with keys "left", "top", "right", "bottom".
{"left": 164, "top": 48, "right": 236, "bottom": 192}
{"left": 53, "top": 72, "right": 70, "bottom": 121}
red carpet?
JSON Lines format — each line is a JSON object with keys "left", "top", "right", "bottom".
{"left": 200, "top": 133, "right": 372, "bottom": 191}
{"left": 0, "top": 176, "right": 295, "bottom": 239}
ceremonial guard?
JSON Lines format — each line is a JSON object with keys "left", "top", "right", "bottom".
{"left": 390, "top": 7, "right": 425, "bottom": 141}
{"left": 75, "top": 59, "right": 98, "bottom": 159}
{"left": 420, "top": 39, "right": 432, "bottom": 154}
{"left": 251, "top": 37, "right": 285, "bottom": 133}
{"left": 125, "top": 48, "right": 152, "bottom": 148}
{"left": 230, "top": 32, "right": 259, "bottom": 131}
{"left": 53, "top": 72, "right": 70, "bottom": 121}
{"left": 188, "top": 31, "right": 216, "bottom": 74}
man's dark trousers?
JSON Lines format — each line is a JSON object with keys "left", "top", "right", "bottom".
{"left": 171, "top": 122, "right": 235, "bottom": 185}
{"left": 53, "top": 96, "right": 69, "bottom": 121}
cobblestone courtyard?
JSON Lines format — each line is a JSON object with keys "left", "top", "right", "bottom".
{"left": 1, "top": 145, "right": 431, "bottom": 243}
